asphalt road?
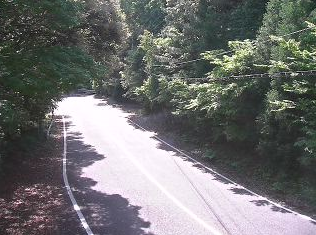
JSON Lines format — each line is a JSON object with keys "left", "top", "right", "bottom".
{"left": 56, "top": 95, "right": 316, "bottom": 235}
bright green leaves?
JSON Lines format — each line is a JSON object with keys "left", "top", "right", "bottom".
{"left": 0, "top": 45, "right": 98, "bottom": 138}
{"left": 139, "top": 30, "right": 156, "bottom": 72}
{"left": 203, "top": 40, "right": 257, "bottom": 77}
{"left": 0, "top": 0, "right": 119, "bottom": 142}
{"left": 116, "top": 0, "right": 316, "bottom": 206}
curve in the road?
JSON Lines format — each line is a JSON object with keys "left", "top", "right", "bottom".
{"left": 58, "top": 98, "right": 316, "bottom": 235}
{"left": 128, "top": 119, "right": 316, "bottom": 224}
{"left": 61, "top": 116, "right": 224, "bottom": 235}
{"left": 116, "top": 135, "right": 224, "bottom": 235}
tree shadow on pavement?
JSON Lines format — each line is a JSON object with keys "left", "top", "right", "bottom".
{"left": 57, "top": 117, "right": 154, "bottom": 235}
{"left": 152, "top": 140, "right": 236, "bottom": 187}
{"left": 249, "top": 199, "right": 291, "bottom": 214}
{"left": 96, "top": 97, "right": 141, "bottom": 114}
{"left": 126, "top": 119, "right": 315, "bottom": 220}
{"left": 152, "top": 136, "right": 301, "bottom": 216}
{"left": 92, "top": 97, "right": 316, "bottom": 223}
{"left": 229, "top": 187, "right": 253, "bottom": 196}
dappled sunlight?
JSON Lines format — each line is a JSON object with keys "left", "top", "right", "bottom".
{"left": 60, "top": 117, "right": 155, "bottom": 235}
{"left": 90, "top": 96, "right": 316, "bottom": 223}
{"left": 56, "top": 96, "right": 316, "bottom": 235}
{"left": 0, "top": 184, "right": 64, "bottom": 234}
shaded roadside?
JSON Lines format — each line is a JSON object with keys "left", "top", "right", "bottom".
{"left": 0, "top": 123, "right": 84, "bottom": 234}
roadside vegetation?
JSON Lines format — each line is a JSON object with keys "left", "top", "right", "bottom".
{"left": 1, "top": 0, "right": 316, "bottom": 215}
{"left": 0, "top": 0, "right": 124, "bottom": 154}
{"left": 115, "top": 0, "right": 316, "bottom": 212}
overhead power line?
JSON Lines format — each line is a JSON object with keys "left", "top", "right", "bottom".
{"left": 153, "top": 50, "right": 233, "bottom": 68}
{"left": 153, "top": 24, "right": 316, "bottom": 68}
{"left": 279, "top": 26, "right": 316, "bottom": 38}
{"left": 160, "top": 69, "right": 316, "bottom": 84}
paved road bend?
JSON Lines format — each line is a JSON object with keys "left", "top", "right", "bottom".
{"left": 56, "top": 95, "right": 316, "bottom": 235}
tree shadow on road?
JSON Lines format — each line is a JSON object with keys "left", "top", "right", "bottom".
{"left": 58, "top": 117, "right": 154, "bottom": 235}
{"left": 96, "top": 97, "right": 141, "bottom": 114}
{"left": 249, "top": 199, "right": 291, "bottom": 213}
{"left": 92, "top": 97, "right": 316, "bottom": 224}
{"left": 229, "top": 187, "right": 253, "bottom": 196}
{"left": 125, "top": 119, "right": 316, "bottom": 221}
{"left": 152, "top": 135, "right": 303, "bottom": 216}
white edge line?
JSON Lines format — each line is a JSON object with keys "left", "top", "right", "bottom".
{"left": 118, "top": 137, "right": 224, "bottom": 235}
{"left": 62, "top": 116, "right": 94, "bottom": 235}
{"left": 129, "top": 119, "right": 316, "bottom": 223}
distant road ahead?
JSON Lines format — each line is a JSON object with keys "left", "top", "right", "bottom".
{"left": 56, "top": 95, "right": 316, "bottom": 235}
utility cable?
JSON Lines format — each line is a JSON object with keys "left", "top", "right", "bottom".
{"left": 158, "top": 69, "right": 316, "bottom": 84}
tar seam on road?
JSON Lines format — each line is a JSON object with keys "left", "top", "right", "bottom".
{"left": 115, "top": 135, "right": 224, "bottom": 235}
{"left": 62, "top": 116, "right": 94, "bottom": 235}
{"left": 128, "top": 119, "right": 316, "bottom": 224}
{"left": 171, "top": 156, "right": 233, "bottom": 235}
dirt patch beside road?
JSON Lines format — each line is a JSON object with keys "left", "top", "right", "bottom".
{"left": 0, "top": 123, "right": 84, "bottom": 235}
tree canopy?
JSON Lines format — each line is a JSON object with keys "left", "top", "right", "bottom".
{"left": 1, "top": 0, "right": 316, "bottom": 208}
{"left": 0, "top": 0, "right": 122, "bottom": 141}
{"left": 116, "top": 0, "right": 316, "bottom": 205}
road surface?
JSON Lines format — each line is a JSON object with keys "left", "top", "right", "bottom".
{"left": 56, "top": 95, "right": 316, "bottom": 235}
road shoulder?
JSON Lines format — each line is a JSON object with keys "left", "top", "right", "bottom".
{"left": 0, "top": 119, "right": 85, "bottom": 235}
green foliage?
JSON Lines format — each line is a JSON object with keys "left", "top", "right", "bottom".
{"left": 8, "top": 0, "right": 316, "bottom": 207}
{"left": 16, "top": 0, "right": 310, "bottom": 206}
{"left": 228, "top": 0, "right": 268, "bottom": 40}
{"left": 204, "top": 149, "right": 217, "bottom": 161}
{"left": 0, "top": 0, "right": 122, "bottom": 144}
{"left": 81, "top": 0, "right": 127, "bottom": 96}
{"left": 256, "top": 0, "right": 316, "bottom": 61}
{"left": 202, "top": 40, "right": 261, "bottom": 77}
{"left": 119, "top": 1, "right": 316, "bottom": 203}
{"left": 120, "top": 0, "right": 269, "bottom": 91}
{"left": 120, "top": 0, "right": 166, "bottom": 36}
{"left": 134, "top": 76, "right": 159, "bottom": 112}
{"left": 257, "top": 23, "right": 316, "bottom": 174}
{"left": 121, "top": 48, "right": 146, "bottom": 95}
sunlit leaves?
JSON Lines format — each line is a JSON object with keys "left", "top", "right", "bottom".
{"left": 0, "top": 0, "right": 110, "bottom": 141}
{"left": 203, "top": 40, "right": 257, "bottom": 77}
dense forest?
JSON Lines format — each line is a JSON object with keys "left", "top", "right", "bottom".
{"left": 1, "top": 0, "right": 316, "bottom": 207}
